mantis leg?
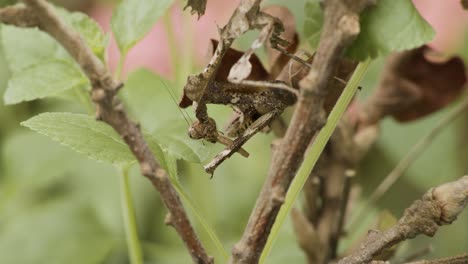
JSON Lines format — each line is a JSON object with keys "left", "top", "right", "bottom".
{"left": 204, "top": 110, "right": 280, "bottom": 176}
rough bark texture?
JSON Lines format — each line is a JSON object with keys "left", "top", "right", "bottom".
{"left": 338, "top": 176, "right": 468, "bottom": 264}
{"left": 229, "top": 1, "right": 375, "bottom": 263}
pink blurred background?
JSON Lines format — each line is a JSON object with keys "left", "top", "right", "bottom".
{"left": 85, "top": 0, "right": 468, "bottom": 78}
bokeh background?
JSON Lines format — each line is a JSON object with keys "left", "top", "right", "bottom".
{"left": 0, "top": 0, "right": 467, "bottom": 263}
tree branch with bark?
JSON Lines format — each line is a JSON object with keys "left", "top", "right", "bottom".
{"left": 339, "top": 175, "right": 468, "bottom": 264}
{"left": 0, "top": 1, "right": 212, "bottom": 263}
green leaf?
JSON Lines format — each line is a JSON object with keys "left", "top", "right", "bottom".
{"left": 347, "top": 0, "right": 435, "bottom": 60}
{"left": 303, "top": 0, "right": 435, "bottom": 60}
{"left": 154, "top": 120, "right": 217, "bottom": 163}
{"left": 22, "top": 112, "right": 135, "bottom": 165}
{"left": 4, "top": 60, "right": 88, "bottom": 104}
{"left": 303, "top": 1, "right": 323, "bottom": 50}
{"left": 21, "top": 112, "right": 181, "bottom": 170}
{"left": 111, "top": 0, "right": 173, "bottom": 53}
{"left": 58, "top": 9, "right": 108, "bottom": 61}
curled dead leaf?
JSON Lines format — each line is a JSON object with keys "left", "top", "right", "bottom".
{"left": 361, "top": 45, "right": 467, "bottom": 125}
{"left": 462, "top": 0, "right": 468, "bottom": 9}
{"left": 184, "top": 0, "right": 207, "bottom": 18}
{"left": 209, "top": 39, "right": 269, "bottom": 82}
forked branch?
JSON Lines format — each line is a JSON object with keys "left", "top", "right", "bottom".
{"left": 338, "top": 176, "right": 468, "bottom": 264}
{"left": 230, "top": 0, "right": 375, "bottom": 263}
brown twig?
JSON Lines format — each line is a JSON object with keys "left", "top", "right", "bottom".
{"left": 229, "top": 1, "right": 375, "bottom": 263}
{"left": 299, "top": 121, "right": 358, "bottom": 264}
{"left": 291, "top": 207, "right": 321, "bottom": 263}
{"left": 404, "top": 253, "right": 468, "bottom": 264}
{"left": 0, "top": 5, "right": 39, "bottom": 26}
{"left": 2, "top": 1, "right": 212, "bottom": 263}
{"left": 338, "top": 175, "right": 468, "bottom": 264}
{"left": 333, "top": 169, "right": 355, "bottom": 255}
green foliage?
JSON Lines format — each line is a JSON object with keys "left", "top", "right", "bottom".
{"left": 22, "top": 112, "right": 138, "bottom": 165}
{"left": 303, "top": 1, "right": 323, "bottom": 50}
{"left": 57, "top": 8, "right": 108, "bottom": 61}
{"left": 121, "top": 69, "right": 218, "bottom": 163}
{"left": 0, "top": 1, "right": 466, "bottom": 263}
{"left": 120, "top": 68, "right": 185, "bottom": 132}
{"left": 1, "top": 25, "right": 69, "bottom": 73}
{"left": 1, "top": 7, "right": 106, "bottom": 104}
{"left": 21, "top": 112, "right": 183, "bottom": 171}
{"left": 4, "top": 60, "right": 88, "bottom": 104}
{"left": 347, "top": 0, "right": 435, "bottom": 59}
{"left": 0, "top": 200, "right": 114, "bottom": 264}
{"left": 304, "top": 0, "right": 435, "bottom": 60}
{"left": 0, "top": 0, "right": 16, "bottom": 7}
{"left": 111, "top": 0, "right": 173, "bottom": 54}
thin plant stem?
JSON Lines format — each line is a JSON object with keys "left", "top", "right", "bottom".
{"left": 349, "top": 90, "right": 468, "bottom": 230}
{"left": 119, "top": 164, "right": 143, "bottom": 264}
{"left": 259, "top": 59, "right": 372, "bottom": 263}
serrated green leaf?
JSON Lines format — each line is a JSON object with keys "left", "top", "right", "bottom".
{"left": 303, "top": 0, "right": 435, "bottom": 60}
{"left": 4, "top": 60, "right": 88, "bottom": 104}
{"left": 111, "top": 0, "right": 173, "bottom": 53}
{"left": 22, "top": 112, "right": 136, "bottom": 165}
{"left": 154, "top": 120, "right": 217, "bottom": 163}
{"left": 21, "top": 112, "right": 181, "bottom": 172}
{"left": 303, "top": 1, "right": 323, "bottom": 50}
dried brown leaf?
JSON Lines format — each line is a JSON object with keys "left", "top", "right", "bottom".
{"left": 363, "top": 46, "right": 467, "bottom": 124}
{"left": 462, "top": 0, "right": 468, "bottom": 9}
{"left": 210, "top": 39, "right": 269, "bottom": 82}
{"left": 184, "top": 0, "right": 207, "bottom": 18}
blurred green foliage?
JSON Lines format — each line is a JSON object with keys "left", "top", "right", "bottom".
{"left": 0, "top": 0, "right": 467, "bottom": 264}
